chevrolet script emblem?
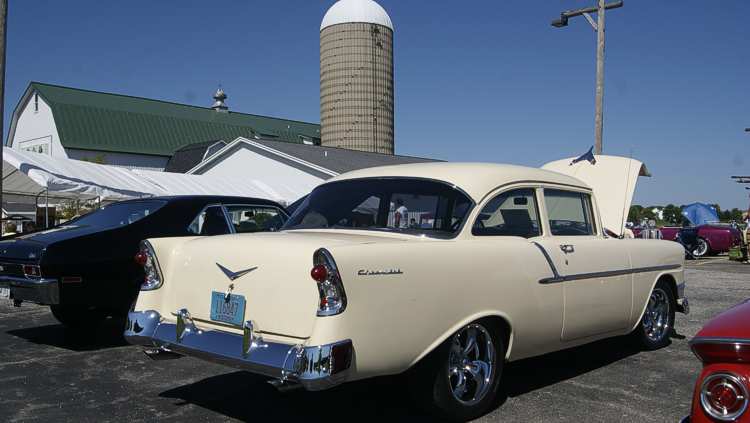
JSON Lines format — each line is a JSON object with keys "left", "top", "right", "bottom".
{"left": 216, "top": 263, "right": 258, "bottom": 281}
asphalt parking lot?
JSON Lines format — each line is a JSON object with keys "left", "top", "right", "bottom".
{"left": 1, "top": 258, "right": 748, "bottom": 422}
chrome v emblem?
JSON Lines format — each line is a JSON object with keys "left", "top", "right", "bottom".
{"left": 216, "top": 263, "right": 258, "bottom": 281}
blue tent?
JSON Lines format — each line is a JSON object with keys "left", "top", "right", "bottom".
{"left": 682, "top": 203, "right": 719, "bottom": 226}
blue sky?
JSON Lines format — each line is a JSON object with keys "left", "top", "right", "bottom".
{"left": 4, "top": 1, "right": 749, "bottom": 209}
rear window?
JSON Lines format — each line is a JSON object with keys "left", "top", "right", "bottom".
{"left": 284, "top": 178, "right": 473, "bottom": 237}
{"left": 69, "top": 200, "right": 166, "bottom": 230}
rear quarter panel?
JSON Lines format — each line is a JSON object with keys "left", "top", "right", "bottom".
{"left": 305, "top": 237, "right": 564, "bottom": 380}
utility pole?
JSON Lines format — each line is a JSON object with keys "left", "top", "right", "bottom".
{"left": 552, "top": 0, "right": 623, "bottom": 155}
{"left": 593, "top": 0, "right": 606, "bottom": 156}
{"left": 0, "top": 0, "right": 6, "bottom": 231}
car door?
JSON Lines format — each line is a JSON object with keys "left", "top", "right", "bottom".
{"left": 535, "top": 188, "right": 632, "bottom": 342}
{"left": 472, "top": 187, "right": 564, "bottom": 351}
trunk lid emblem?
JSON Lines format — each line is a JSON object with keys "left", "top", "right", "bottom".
{"left": 216, "top": 263, "right": 258, "bottom": 281}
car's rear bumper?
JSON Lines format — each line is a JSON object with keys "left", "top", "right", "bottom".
{"left": 124, "top": 309, "right": 353, "bottom": 391}
{"left": 0, "top": 276, "right": 59, "bottom": 305}
{"left": 677, "top": 282, "right": 689, "bottom": 314}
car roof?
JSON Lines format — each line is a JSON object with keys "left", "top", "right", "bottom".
{"left": 327, "top": 162, "right": 590, "bottom": 202}
{"left": 112, "top": 195, "right": 285, "bottom": 208}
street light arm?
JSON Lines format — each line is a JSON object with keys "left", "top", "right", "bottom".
{"left": 551, "top": 1, "right": 623, "bottom": 27}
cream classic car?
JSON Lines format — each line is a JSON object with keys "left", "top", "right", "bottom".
{"left": 125, "top": 159, "right": 688, "bottom": 421}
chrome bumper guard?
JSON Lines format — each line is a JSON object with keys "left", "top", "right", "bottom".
{"left": 0, "top": 276, "right": 59, "bottom": 305}
{"left": 676, "top": 282, "right": 689, "bottom": 314}
{"left": 124, "top": 310, "right": 353, "bottom": 391}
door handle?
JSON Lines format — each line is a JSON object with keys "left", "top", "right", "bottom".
{"left": 559, "top": 244, "right": 575, "bottom": 254}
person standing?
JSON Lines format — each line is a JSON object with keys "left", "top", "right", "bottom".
{"left": 394, "top": 199, "right": 408, "bottom": 229}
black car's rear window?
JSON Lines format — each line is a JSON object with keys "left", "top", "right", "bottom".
{"left": 68, "top": 200, "right": 167, "bottom": 230}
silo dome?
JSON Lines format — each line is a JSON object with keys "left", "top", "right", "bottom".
{"left": 321, "top": 0, "right": 393, "bottom": 31}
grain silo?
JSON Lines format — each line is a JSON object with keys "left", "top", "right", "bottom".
{"left": 320, "top": 0, "right": 394, "bottom": 154}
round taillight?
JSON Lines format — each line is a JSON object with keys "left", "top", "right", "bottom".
{"left": 134, "top": 251, "right": 148, "bottom": 266}
{"left": 311, "top": 264, "right": 328, "bottom": 282}
{"left": 701, "top": 373, "right": 749, "bottom": 421}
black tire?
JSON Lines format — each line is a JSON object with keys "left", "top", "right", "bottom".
{"left": 632, "top": 280, "right": 675, "bottom": 350}
{"left": 50, "top": 305, "right": 107, "bottom": 329}
{"left": 692, "top": 237, "right": 710, "bottom": 258}
{"left": 410, "top": 320, "right": 504, "bottom": 422}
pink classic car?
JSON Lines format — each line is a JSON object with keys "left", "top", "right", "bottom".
{"left": 634, "top": 224, "right": 742, "bottom": 257}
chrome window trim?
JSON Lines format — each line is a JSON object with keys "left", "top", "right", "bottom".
{"left": 471, "top": 187, "right": 543, "bottom": 238}
{"left": 542, "top": 188, "right": 598, "bottom": 237}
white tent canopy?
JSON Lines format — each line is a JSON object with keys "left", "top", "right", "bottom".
{"left": 2, "top": 148, "right": 311, "bottom": 205}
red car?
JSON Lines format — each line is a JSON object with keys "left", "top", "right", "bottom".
{"left": 682, "top": 300, "right": 750, "bottom": 422}
{"left": 634, "top": 225, "right": 742, "bottom": 257}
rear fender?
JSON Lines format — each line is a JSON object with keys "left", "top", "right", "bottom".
{"left": 409, "top": 310, "right": 515, "bottom": 369}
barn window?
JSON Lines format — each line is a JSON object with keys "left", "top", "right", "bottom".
{"left": 34, "top": 93, "right": 39, "bottom": 112}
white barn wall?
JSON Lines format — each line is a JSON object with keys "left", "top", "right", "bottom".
{"left": 10, "top": 93, "right": 66, "bottom": 158}
{"left": 194, "top": 146, "right": 324, "bottom": 199}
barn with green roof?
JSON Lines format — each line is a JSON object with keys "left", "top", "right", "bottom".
{"left": 7, "top": 82, "right": 321, "bottom": 170}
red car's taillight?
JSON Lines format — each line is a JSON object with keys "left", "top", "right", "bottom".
{"left": 700, "top": 373, "right": 748, "bottom": 421}
{"left": 311, "top": 249, "right": 346, "bottom": 316}
{"left": 691, "top": 340, "right": 750, "bottom": 364}
{"left": 137, "top": 241, "right": 162, "bottom": 291}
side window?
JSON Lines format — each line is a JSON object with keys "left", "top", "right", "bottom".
{"left": 472, "top": 188, "right": 541, "bottom": 238}
{"left": 224, "top": 205, "right": 287, "bottom": 233}
{"left": 544, "top": 189, "right": 597, "bottom": 236}
{"left": 187, "top": 206, "right": 231, "bottom": 236}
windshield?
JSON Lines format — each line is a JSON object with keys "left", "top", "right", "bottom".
{"left": 68, "top": 200, "right": 167, "bottom": 230}
{"left": 283, "top": 178, "right": 473, "bottom": 237}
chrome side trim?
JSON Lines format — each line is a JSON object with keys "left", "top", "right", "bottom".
{"left": 689, "top": 337, "right": 750, "bottom": 347}
{"left": 1, "top": 276, "right": 59, "bottom": 304}
{"left": 538, "top": 264, "right": 682, "bottom": 284}
{"left": 532, "top": 242, "right": 561, "bottom": 281}
{"left": 124, "top": 310, "right": 353, "bottom": 391}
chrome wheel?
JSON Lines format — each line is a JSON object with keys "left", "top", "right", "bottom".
{"left": 693, "top": 238, "right": 709, "bottom": 257}
{"left": 447, "top": 323, "right": 496, "bottom": 406}
{"left": 642, "top": 288, "right": 671, "bottom": 342}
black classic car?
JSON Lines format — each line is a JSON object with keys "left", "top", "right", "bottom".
{"left": 0, "top": 195, "right": 288, "bottom": 329}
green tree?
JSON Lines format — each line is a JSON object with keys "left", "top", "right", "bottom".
{"left": 628, "top": 205, "right": 644, "bottom": 223}
{"left": 662, "top": 204, "right": 683, "bottom": 225}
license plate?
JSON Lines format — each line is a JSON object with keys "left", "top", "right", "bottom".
{"left": 0, "top": 287, "right": 9, "bottom": 300}
{"left": 210, "top": 291, "right": 246, "bottom": 326}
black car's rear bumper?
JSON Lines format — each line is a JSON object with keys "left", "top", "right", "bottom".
{"left": 0, "top": 276, "right": 59, "bottom": 304}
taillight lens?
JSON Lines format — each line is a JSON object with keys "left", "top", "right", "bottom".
{"left": 23, "top": 265, "right": 41, "bottom": 278}
{"left": 691, "top": 341, "right": 750, "bottom": 364}
{"left": 138, "top": 241, "right": 163, "bottom": 291}
{"left": 312, "top": 249, "right": 346, "bottom": 316}
{"left": 700, "top": 373, "right": 748, "bottom": 421}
